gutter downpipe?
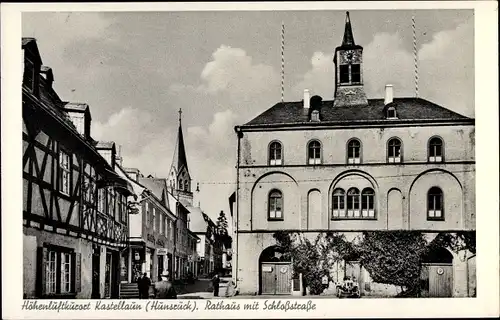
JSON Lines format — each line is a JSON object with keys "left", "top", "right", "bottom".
{"left": 234, "top": 126, "right": 243, "bottom": 288}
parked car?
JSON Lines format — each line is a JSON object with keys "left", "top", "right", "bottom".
{"left": 336, "top": 277, "right": 360, "bottom": 298}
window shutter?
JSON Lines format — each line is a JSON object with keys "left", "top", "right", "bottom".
{"left": 75, "top": 252, "right": 82, "bottom": 293}
{"left": 36, "top": 247, "right": 48, "bottom": 297}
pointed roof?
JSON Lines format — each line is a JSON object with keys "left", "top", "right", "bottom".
{"left": 335, "top": 11, "right": 363, "bottom": 52}
{"left": 342, "top": 12, "right": 355, "bottom": 46}
{"left": 171, "top": 108, "right": 189, "bottom": 176}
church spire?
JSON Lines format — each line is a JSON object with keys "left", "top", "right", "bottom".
{"left": 342, "top": 11, "right": 355, "bottom": 47}
{"left": 168, "top": 108, "right": 193, "bottom": 206}
{"left": 172, "top": 108, "right": 189, "bottom": 175}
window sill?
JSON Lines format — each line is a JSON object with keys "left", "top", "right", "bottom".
{"left": 331, "top": 217, "right": 377, "bottom": 221}
{"left": 427, "top": 217, "right": 445, "bottom": 221}
{"left": 267, "top": 218, "right": 284, "bottom": 222}
{"left": 40, "top": 293, "right": 77, "bottom": 299}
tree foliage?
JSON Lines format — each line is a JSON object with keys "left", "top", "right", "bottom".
{"left": 430, "top": 231, "right": 476, "bottom": 255}
{"left": 358, "top": 231, "right": 428, "bottom": 295}
{"left": 273, "top": 231, "right": 354, "bottom": 295}
{"left": 216, "top": 210, "right": 229, "bottom": 235}
{"left": 215, "top": 210, "right": 232, "bottom": 249}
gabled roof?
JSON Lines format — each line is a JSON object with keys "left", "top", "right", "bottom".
{"left": 185, "top": 206, "right": 208, "bottom": 233}
{"left": 241, "top": 98, "right": 473, "bottom": 129}
{"left": 138, "top": 177, "right": 169, "bottom": 208}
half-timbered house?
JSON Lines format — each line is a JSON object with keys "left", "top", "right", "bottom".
{"left": 22, "top": 38, "right": 135, "bottom": 299}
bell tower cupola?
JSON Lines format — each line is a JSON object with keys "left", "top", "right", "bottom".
{"left": 333, "top": 11, "right": 368, "bottom": 107}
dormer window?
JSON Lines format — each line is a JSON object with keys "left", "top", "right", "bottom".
{"left": 386, "top": 106, "right": 397, "bottom": 119}
{"left": 310, "top": 110, "right": 320, "bottom": 122}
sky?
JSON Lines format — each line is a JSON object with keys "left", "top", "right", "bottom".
{"left": 22, "top": 9, "right": 474, "bottom": 228}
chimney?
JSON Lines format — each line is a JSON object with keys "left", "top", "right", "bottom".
{"left": 116, "top": 145, "right": 123, "bottom": 167}
{"left": 303, "top": 89, "right": 310, "bottom": 116}
{"left": 384, "top": 84, "right": 394, "bottom": 105}
{"left": 303, "top": 89, "right": 311, "bottom": 109}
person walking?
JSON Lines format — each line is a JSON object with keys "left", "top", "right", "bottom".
{"left": 154, "top": 271, "right": 177, "bottom": 299}
{"left": 138, "top": 272, "right": 151, "bottom": 299}
{"left": 211, "top": 273, "right": 221, "bottom": 297}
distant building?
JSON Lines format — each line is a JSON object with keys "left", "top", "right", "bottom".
{"left": 22, "top": 38, "right": 135, "bottom": 299}
{"left": 232, "top": 13, "right": 475, "bottom": 297}
{"left": 166, "top": 110, "right": 224, "bottom": 277}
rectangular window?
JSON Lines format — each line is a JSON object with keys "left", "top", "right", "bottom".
{"left": 269, "top": 197, "right": 283, "bottom": 219}
{"left": 107, "top": 188, "right": 115, "bottom": 218}
{"left": 59, "top": 150, "right": 71, "bottom": 195}
{"left": 160, "top": 214, "right": 164, "bottom": 234}
{"left": 332, "top": 196, "right": 345, "bottom": 217}
{"left": 361, "top": 195, "right": 375, "bottom": 218}
{"left": 122, "top": 196, "right": 128, "bottom": 224}
{"left": 46, "top": 251, "right": 57, "bottom": 294}
{"left": 145, "top": 203, "right": 150, "bottom": 227}
{"left": 98, "top": 188, "right": 106, "bottom": 214}
{"left": 43, "top": 246, "right": 78, "bottom": 296}
{"left": 351, "top": 64, "right": 361, "bottom": 83}
{"left": 339, "top": 65, "right": 349, "bottom": 84}
{"left": 60, "top": 252, "right": 72, "bottom": 293}
{"left": 428, "top": 194, "right": 443, "bottom": 219}
{"left": 153, "top": 208, "right": 156, "bottom": 231}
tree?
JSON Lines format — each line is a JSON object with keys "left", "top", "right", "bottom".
{"left": 216, "top": 211, "right": 229, "bottom": 236}
{"left": 358, "top": 231, "right": 428, "bottom": 296}
{"left": 215, "top": 211, "right": 233, "bottom": 250}
{"left": 273, "top": 232, "right": 354, "bottom": 295}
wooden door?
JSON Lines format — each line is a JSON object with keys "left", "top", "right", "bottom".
{"left": 261, "top": 263, "right": 275, "bottom": 294}
{"left": 104, "top": 252, "right": 112, "bottom": 298}
{"left": 275, "top": 263, "right": 292, "bottom": 294}
{"left": 91, "top": 249, "right": 100, "bottom": 298}
{"left": 428, "top": 265, "right": 453, "bottom": 297}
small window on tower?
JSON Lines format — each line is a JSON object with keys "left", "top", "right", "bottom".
{"left": 351, "top": 64, "right": 361, "bottom": 83}
{"left": 339, "top": 65, "right": 349, "bottom": 84}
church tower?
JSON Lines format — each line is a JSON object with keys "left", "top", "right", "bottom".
{"left": 168, "top": 108, "right": 193, "bottom": 206}
{"left": 333, "top": 11, "right": 368, "bottom": 107}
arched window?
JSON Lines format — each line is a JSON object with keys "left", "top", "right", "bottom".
{"left": 332, "top": 188, "right": 345, "bottom": 218}
{"left": 427, "top": 187, "right": 444, "bottom": 220}
{"left": 387, "top": 138, "right": 402, "bottom": 163}
{"left": 347, "top": 139, "right": 361, "bottom": 164}
{"left": 361, "top": 188, "right": 375, "bottom": 218}
{"left": 346, "top": 188, "right": 360, "bottom": 217}
{"left": 308, "top": 140, "right": 321, "bottom": 165}
{"left": 269, "top": 141, "right": 283, "bottom": 166}
{"left": 179, "top": 180, "right": 183, "bottom": 191}
{"left": 184, "top": 181, "right": 189, "bottom": 191}
{"left": 386, "top": 106, "right": 397, "bottom": 119}
{"left": 268, "top": 190, "right": 283, "bottom": 220}
{"left": 428, "top": 137, "right": 443, "bottom": 162}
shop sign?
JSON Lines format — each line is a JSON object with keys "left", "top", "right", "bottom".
{"left": 157, "top": 248, "right": 168, "bottom": 255}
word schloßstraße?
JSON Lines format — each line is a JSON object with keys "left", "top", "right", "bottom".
{"left": 263, "top": 300, "right": 316, "bottom": 312}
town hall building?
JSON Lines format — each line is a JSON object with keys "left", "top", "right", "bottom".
{"left": 232, "top": 12, "right": 475, "bottom": 297}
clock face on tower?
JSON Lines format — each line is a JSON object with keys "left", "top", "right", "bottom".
{"left": 342, "top": 50, "right": 354, "bottom": 62}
